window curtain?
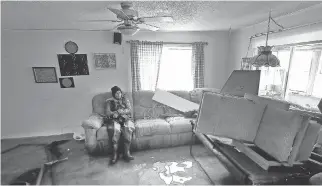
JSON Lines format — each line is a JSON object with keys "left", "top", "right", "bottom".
{"left": 191, "top": 42, "right": 207, "bottom": 88}
{"left": 130, "top": 41, "right": 141, "bottom": 91}
{"left": 129, "top": 40, "right": 163, "bottom": 91}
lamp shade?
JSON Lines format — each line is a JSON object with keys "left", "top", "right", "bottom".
{"left": 250, "top": 46, "right": 280, "bottom": 67}
{"left": 117, "top": 25, "right": 140, "bottom": 36}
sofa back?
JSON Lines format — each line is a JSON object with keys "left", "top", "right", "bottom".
{"left": 92, "top": 90, "right": 199, "bottom": 120}
{"left": 132, "top": 90, "right": 192, "bottom": 119}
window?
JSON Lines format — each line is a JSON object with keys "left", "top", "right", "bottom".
{"left": 257, "top": 42, "right": 322, "bottom": 110}
{"left": 287, "top": 50, "right": 312, "bottom": 93}
{"left": 157, "top": 45, "right": 194, "bottom": 91}
{"left": 258, "top": 49, "right": 291, "bottom": 98}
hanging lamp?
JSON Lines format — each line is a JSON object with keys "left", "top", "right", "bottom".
{"left": 250, "top": 11, "right": 280, "bottom": 67}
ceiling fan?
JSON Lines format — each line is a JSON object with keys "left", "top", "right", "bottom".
{"left": 83, "top": 2, "right": 174, "bottom": 36}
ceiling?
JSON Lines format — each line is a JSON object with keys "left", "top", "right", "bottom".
{"left": 2, "top": 1, "right": 322, "bottom": 31}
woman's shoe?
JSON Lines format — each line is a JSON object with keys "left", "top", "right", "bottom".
{"left": 110, "top": 144, "right": 118, "bottom": 164}
{"left": 123, "top": 143, "right": 134, "bottom": 161}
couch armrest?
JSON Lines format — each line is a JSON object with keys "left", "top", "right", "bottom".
{"left": 81, "top": 113, "right": 104, "bottom": 130}
{"left": 83, "top": 127, "right": 99, "bottom": 154}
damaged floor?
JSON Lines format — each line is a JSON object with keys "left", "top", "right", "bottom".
{"left": 1, "top": 134, "right": 239, "bottom": 185}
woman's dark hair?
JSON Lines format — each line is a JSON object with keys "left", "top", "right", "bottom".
{"left": 111, "top": 86, "right": 122, "bottom": 98}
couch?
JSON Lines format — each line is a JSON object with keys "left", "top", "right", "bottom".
{"left": 81, "top": 90, "right": 207, "bottom": 155}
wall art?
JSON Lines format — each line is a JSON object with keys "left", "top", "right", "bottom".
{"left": 32, "top": 67, "right": 58, "bottom": 83}
{"left": 59, "top": 77, "right": 75, "bottom": 88}
{"left": 57, "top": 54, "right": 89, "bottom": 76}
{"left": 93, "top": 53, "right": 116, "bottom": 69}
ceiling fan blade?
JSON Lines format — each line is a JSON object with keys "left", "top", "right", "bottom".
{"left": 78, "top": 20, "right": 123, "bottom": 23}
{"left": 138, "top": 23, "right": 159, "bottom": 31}
{"left": 139, "top": 16, "right": 174, "bottom": 23}
{"left": 107, "top": 7, "right": 130, "bottom": 20}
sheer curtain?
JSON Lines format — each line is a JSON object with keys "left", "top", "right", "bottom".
{"left": 129, "top": 40, "right": 163, "bottom": 91}
{"left": 191, "top": 42, "right": 206, "bottom": 88}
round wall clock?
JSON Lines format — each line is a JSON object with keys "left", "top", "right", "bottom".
{"left": 64, "top": 41, "right": 78, "bottom": 54}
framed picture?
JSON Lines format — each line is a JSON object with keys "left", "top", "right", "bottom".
{"left": 57, "top": 54, "right": 89, "bottom": 76}
{"left": 59, "top": 77, "right": 75, "bottom": 88}
{"left": 93, "top": 53, "right": 116, "bottom": 69}
{"left": 32, "top": 67, "right": 58, "bottom": 83}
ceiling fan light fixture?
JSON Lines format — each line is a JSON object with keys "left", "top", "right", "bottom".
{"left": 117, "top": 25, "right": 140, "bottom": 36}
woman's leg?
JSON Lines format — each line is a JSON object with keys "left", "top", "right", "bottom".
{"left": 122, "top": 120, "right": 135, "bottom": 161}
{"left": 106, "top": 121, "right": 121, "bottom": 164}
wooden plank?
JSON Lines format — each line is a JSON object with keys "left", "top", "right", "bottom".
{"left": 152, "top": 89, "right": 199, "bottom": 112}
{"left": 194, "top": 132, "right": 247, "bottom": 184}
{"left": 309, "top": 158, "right": 322, "bottom": 166}
{"left": 232, "top": 140, "right": 280, "bottom": 170}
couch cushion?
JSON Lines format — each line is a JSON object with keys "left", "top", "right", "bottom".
{"left": 135, "top": 119, "right": 171, "bottom": 137}
{"left": 166, "top": 117, "right": 193, "bottom": 133}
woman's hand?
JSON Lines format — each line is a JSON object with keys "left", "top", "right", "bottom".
{"left": 112, "top": 112, "right": 118, "bottom": 118}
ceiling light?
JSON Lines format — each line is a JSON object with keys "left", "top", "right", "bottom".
{"left": 117, "top": 25, "right": 140, "bottom": 36}
{"left": 249, "top": 11, "right": 280, "bottom": 67}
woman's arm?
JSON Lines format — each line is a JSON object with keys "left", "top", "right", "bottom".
{"left": 105, "top": 100, "right": 118, "bottom": 117}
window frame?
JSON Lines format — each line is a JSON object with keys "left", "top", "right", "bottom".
{"left": 255, "top": 40, "right": 322, "bottom": 99}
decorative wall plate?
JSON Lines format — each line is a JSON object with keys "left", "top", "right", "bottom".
{"left": 64, "top": 41, "right": 78, "bottom": 54}
{"left": 59, "top": 77, "right": 75, "bottom": 88}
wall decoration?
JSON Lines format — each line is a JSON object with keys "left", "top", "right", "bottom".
{"left": 64, "top": 41, "right": 78, "bottom": 54}
{"left": 59, "top": 77, "right": 75, "bottom": 88}
{"left": 32, "top": 67, "right": 58, "bottom": 83}
{"left": 57, "top": 54, "right": 89, "bottom": 76}
{"left": 93, "top": 53, "right": 116, "bottom": 69}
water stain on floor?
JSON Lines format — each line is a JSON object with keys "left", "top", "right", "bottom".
{"left": 140, "top": 160, "right": 193, "bottom": 185}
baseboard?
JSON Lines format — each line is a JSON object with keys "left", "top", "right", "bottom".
{"left": 1, "top": 132, "right": 73, "bottom": 141}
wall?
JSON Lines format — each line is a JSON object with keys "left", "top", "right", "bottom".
{"left": 227, "top": 3, "right": 322, "bottom": 75}
{"left": 1, "top": 30, "right": 229, "bottom": 138}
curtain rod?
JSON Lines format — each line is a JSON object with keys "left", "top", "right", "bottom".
{"left": 126, "top": 41, "right": 208, "bottom": 45}
{"left": 250, "top": 20, "right": 322, "bottom": 39}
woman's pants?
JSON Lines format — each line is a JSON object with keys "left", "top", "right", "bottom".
{"left": 106, "top": 120, "right": 135, "bottom": 147}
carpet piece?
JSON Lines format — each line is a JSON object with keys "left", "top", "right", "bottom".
{"left": 1, "top": 145, "right": 48, "bottom": 185}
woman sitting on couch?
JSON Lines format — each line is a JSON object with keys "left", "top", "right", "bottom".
{"left": 104, "top": 86, "right": 135, "bottom": 164}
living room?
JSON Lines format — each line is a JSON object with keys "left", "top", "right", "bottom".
{"left": 1, "top": 1, "right": 322, "bottom": 185}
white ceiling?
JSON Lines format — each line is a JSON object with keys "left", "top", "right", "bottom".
{"left": 2, "top": 1, "right": 322, "bottom": 31}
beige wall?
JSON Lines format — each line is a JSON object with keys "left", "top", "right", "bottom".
{"left": 1, "top": 30, "right": 229, "bottom": 138}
